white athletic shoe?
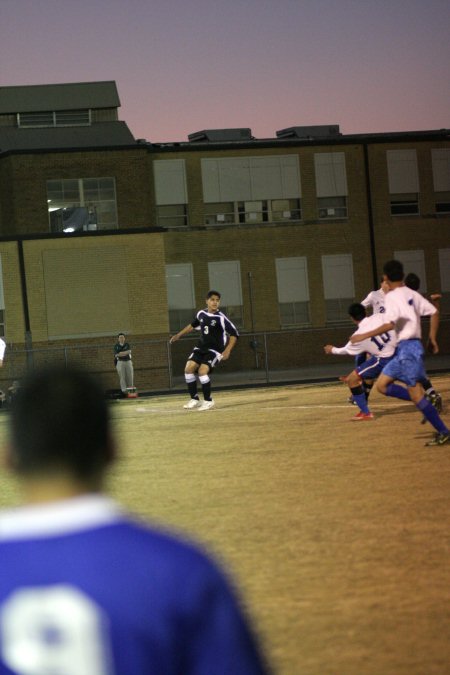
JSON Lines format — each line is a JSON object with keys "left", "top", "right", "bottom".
{"left": 183, "top": 398, "right": 200, "bottom": 409}
{"left": 197, "top": 399, "right": 215, "bottom": 411}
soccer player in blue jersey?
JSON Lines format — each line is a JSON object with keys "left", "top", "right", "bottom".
{"left": 351, "top": 260, "right": 449, "bottom": 447}
{"left": 0, "top": 365, "right": 271, "bottom": 675}
{"left": 170, "top": 290, "right": 239, "bottom": 411}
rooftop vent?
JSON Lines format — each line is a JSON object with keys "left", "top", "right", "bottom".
{"left": 188, "top": 128, "right": 253, "bottom": 142}
{"left": 276, "top": 125, "right": 341, "bottom": 139}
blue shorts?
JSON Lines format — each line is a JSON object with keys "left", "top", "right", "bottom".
{"left": 356, "top": 355, "right": 393, "bottom": 380}
{"left": 381, "top": 339, "right": 426, "bottom": 387}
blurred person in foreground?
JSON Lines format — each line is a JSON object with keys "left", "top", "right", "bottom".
{"left": 0, "top": 364, "right": 271, "bottom": 675}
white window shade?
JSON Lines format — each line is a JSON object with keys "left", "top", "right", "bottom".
{"left": 322, "top": 254, "right": 354, "bottom": 299}
{"left": 251, "top": 156, "right": 301, "bottom": 200}
{"left": 165, "top": 264, "right": 195, "bottom": 309}
{"left": 154, "top": 160, "right": 187, "bottom": 205}
{"left": 201, "top": 156, "right": 301, "bottom": 203}
{"left": 314, "top": 153, "right": 348, "bottom": 197}
{"left": 387, "top": 150, "right": 419, "bottom": 193}
{"left": 432, "top": 149, "right": 450, "bottom": 192}
{"left": 276, "top": 257, "right": 309, "bottom": 303}
{"left": 394, "top": 249, "right": 427, "bottom": 293}
{"left": 208, "top": 261, "right": 243, "bottom": 305}
{"left": 438, "top": 249, "right": 450, "bottom": 292}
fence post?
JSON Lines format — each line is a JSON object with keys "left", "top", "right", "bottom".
{"left": 263, "top": 332, "right": 270, "bottom": 383}
{"left": 167, "top": 340, "right": 173, "bottom": 390}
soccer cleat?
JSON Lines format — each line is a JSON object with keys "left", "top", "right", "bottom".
{"left": 421, "top": 392, "right": 444, "bottom": 424}
{"left": 430, "top": 393, "right": 443, "bottom": 413}
{"left": 351, "top": 411, "right": 374, "bottom": 421}
{"left": 425, "top": 432, "right": 450, "bottom": 447}
{"left": 197, "top": 399, "right": 215, "bottom": 411}
{"left": 183, "top": 398, "right": 200, "bottom": 409}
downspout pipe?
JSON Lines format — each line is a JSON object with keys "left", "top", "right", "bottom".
{"left": 17, "top": 240, "right": 33, "bottom": 367}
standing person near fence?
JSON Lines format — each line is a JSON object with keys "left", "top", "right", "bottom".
{"left": 350, "top": 259, "right": 449, "bottom": 446}
{"left": 114, "top": 332, "right": 134, "bottom": 397}
{"left": 0, "top": 364, "right": 271, "bottom": 675}
{"left": 170, "top": 290, "right": 239, "bottom": 411}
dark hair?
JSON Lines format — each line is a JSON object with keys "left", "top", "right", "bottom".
{"left": 10, "top": 364, "right": 112, "bottom": 480}
{"left": 206, "top": 290, "right": 221, "bottom": 299}
{"left": 117, "top": 332, "right": 125, "bottom": 337}
{"left": 383, "top": 259, "right": 404, "bottom": 282}
{"left": 404, "top": 272, "right": 420, "bottom": 291}
{"left": 348, "top": 303, "right": 366, "bottom": 322}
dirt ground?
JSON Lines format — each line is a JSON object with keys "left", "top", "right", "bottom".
{"left": 0, "top": 376, "right": 449, "bottom": 674}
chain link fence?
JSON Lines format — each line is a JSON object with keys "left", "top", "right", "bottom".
{"left": 1, "top": 322, "right": 449, "bottom": 398}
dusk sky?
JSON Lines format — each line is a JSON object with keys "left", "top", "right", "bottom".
{"left": 1, "top": 0, "right": 449, "bottom": 142}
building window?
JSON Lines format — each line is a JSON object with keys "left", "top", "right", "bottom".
{"left": 202, "top": 155, "right": 301, "bottom": 226}
{"left": 204, "top": 198, "right": 301, "bottom": 226}
{"left": 153, "top": 160, "right": 188, "bottom": 228}
{"left": 435, "top": 192, "right": 450, "bottom": 214}
{"left": 322, "top": 254, "right": 354, "bottom": 323}
{"left": 390, "top": 194, "right": 419, "bottom": 215}
{"left": 432, "top": 149, "right": 450, "bottom": 215}
{"left": 387, "top": 150, "right": 420, "bottom": 216}
{"left": 318, "top": 196, "right": 347, "bottom": 219}
{"left": 166, "top": 263, "right": 196, "bottom": 332}
{"left": 314, "top": 153, "right": 348, "bottom": 219}
{"left": 394, "top": 249, "right": 426, "bottom": 291}
{"left": 156, "top": 205, "right": 188, "bottom": 228}
{"left": 276, "top": 257, "right": 310, "bottom": 327}
{"left": 18, "top": 110, "right": 91, "bottom": 128}
{"left": 47, "top": 178, "right": 118, "bottom": 232}
{"left": 208, "top": 261, "right": 243, "bottom": 329}
{"left": 204, "top": 203, "right": 235, "bottom": 226}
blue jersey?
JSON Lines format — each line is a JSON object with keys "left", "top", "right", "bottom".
{"left": 0, "top": 496, "right": 269, "bottom": 675}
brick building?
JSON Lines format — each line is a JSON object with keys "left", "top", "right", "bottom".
{"left": 0, "top": 81, "right": 449, "bottom": 388}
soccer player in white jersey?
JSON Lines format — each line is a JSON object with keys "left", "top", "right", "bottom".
{"left": 0, "top": 364, "right": 271, "bottom": 675}
{"left": 360, "top": 279, "right": 390, "bottom": 315}
{"left": 404, "top": 272, "right": 443, "bottom": 416}
{"left": 170, "top": 290, "right": 239, "bottom": 411}
{"left": 351, "top": 260, "right": 449, "bottom": 446}
{"left": 324, "top": 303, "right": 396, "bottom": 420}
{"left": 346, "top": 279, "right": 390, "bottom": 405}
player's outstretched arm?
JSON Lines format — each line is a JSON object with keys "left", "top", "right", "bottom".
{"left": 170, "top": 325, "right": 194, "bottom": 343}
{"left": 427, "top": 312, "right": 440, "bottom": 354}
{"left": 350, "top": 321, "right": 394, "bottom": 343}
{"left": 221, "top": 335, "right": 238, "bottom": 361}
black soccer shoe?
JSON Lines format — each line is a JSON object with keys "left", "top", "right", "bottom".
{"left": 425, "top": 432, "right": 450, "bottom": 447}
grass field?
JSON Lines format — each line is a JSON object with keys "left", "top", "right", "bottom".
{"left": 0, "top": 376, "right": 449, "bottom": 674}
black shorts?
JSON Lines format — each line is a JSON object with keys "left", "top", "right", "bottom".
{"left": 188, "top": 347, "right": 222, "bottom": 370}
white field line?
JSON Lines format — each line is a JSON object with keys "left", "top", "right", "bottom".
{"left": 118, "top": 401, "right": 409, "bottom": 416}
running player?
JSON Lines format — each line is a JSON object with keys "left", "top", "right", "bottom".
{"left": 347, "top": 279, "right": 390, "bottom": 405}
{"left": 324, "top": 303, "right": 396, "bottom": 420}
{"left": 170, "top": 290, "right": 239, "bottom": 411}
{"left": 0, "top": 364, "right": 271, "bottom": 675}
{"left": 351, "top": 260, "right": 449, "bottom": 446}
{"left": 404, "top": 272, "right": 442, "bottom": 416}
{"left": 360, "top": 279, "right": 390, "bottom": 315}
